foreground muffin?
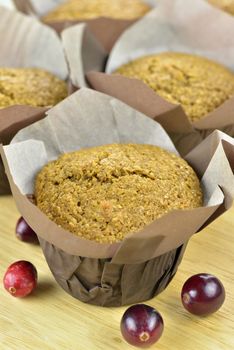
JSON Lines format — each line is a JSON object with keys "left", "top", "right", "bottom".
{"left": 42, "top": 0, "right": 151, "bottom": 22}
{"left": 35, "top": 144, "right": 203, "bottom": 243}
{"left": 115, "top": 52, "right": 234, "bottom": 122}
{"left": 0, "top": 68, "right": 67, "bottom": 108}
{"left": 208, "top": 0, "right": 234, "bottom": 15}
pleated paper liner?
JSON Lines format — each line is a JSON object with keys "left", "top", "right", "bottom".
{"left": 61, "top": 0, "right": 234, "bottom": 155}
{"left": 0, "top": 106, "right": 47, "bottom": 194}
{"left": 0, "top": 6, "right": 68, "bottom": 194}
{"left": 1, "top": 88, "right": 234, "bottom": 306}
{"left": 12, "top": 0, "right": 156, "bottom": 52}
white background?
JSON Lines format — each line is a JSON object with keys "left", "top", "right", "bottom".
{"left": 0, "top": 0, "right": 14, "bottom": 9}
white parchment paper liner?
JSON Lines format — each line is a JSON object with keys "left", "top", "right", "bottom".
{"left": 0, "top": 6, "right": 67, "bottom": 78}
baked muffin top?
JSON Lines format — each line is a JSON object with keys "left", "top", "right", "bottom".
{"left": 42, "top": 0, "right": 151, "bottom": 21}
{"left": 35, "top": 144, "right": 203, "bottom": 243}
{"left": 0, "top": 68, "right": 67, "bottom": 108}
{"left": 115, "top": 52, "right": 234, "bottom": 122}
{"left": 208, "top": 0, "right": 234, "bottom": 15}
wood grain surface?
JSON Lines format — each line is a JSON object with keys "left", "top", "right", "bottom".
{"left": 0, "top": 195, "right": 233, "bottom": 350}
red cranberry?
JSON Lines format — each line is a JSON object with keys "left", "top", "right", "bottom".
{"left": 120, "top": 304, "right": 164, "bottom": 348}
{"left": 3, "top": 261, "right": 38, "bottom": 297}
{"left": 181, "top": 273, "right": 225, "bottom": 316}
{"left": 16, "top": 217, "right": 39, "bottom": 244}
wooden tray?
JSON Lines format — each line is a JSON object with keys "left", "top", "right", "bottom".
{"left": 0, "top": 196, "right": 233, "bottom": 349}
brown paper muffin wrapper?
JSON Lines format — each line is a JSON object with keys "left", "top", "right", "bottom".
{"left": 61, "top": 0, "right": 234, "bottom": 154}
{"left": 0, "top": 6, "right": 68, "bottom": 193}
{"left": 12, "top": 0, "right": 156, "bottom": 52}
{"left": 1, "top": 88, "right": 234, "bottom": 306}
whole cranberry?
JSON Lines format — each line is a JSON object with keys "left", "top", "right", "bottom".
{"left": 16, "top": 217, "right": 39, "bottom": 244}
{"left": 181, "top": 273, "right": 225, "bottom": 316}
{"left": 120, "top": 304, "right": 164, "bottom": 348}
{"left": 3, "top": 261, "right": 38, "bottom": 297}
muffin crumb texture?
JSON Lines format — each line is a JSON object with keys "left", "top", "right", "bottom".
{"left": 115, "top": 52, "right": 234, "bottom": 122}
{"left": 0, "top": 68, "right": 67, "bottom": 108}
{"left": 35, "top": 144, "right": 203, "bottom": 243}
{"left": 42, "top": 0, "right": 151, "bottom": 21}
{"left": 208, "top": 0, "right": 234, "bottom": 15}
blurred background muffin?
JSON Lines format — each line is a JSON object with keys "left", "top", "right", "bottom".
{"left": 42, "top": 0, "right": 151, "bottom": 22}
{"left": 115, "top": 52, "right": 234, "bottom": 122}
{"left": 0, "top": 67, "right": 67, "bottom": 108}
{"left": 208, "top": 0, "right": 234, "bottom": 15}
{"left": 35, "top": 143, "right": 203, "bottom": 243}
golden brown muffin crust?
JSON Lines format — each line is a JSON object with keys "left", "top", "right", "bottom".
{"left": 42, "top": 0, "right": 151, "bottom": 21}
{"left": 35, "top": 144, "right": 203, "bottom": 243}
{"left": 115, "top": 52, "right": 234, "bottom": 122}
{"left": 0, "top": 68, "right": 67, "bottom": 108}
{"left": 208, "top": 0, "right": 234, "bottom": 15}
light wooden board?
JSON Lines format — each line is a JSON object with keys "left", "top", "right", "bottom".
{"left": 0, "top": 195, "right": 233, "bottom": 350}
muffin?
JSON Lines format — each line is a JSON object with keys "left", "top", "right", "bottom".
{"left": 35, "top": 143, "right": 203, "bottom": 243}
{"left": 0, "top": 68, "right": 67, "bottom": 108}
{"left": 115, "top": 52, "right": 234, "bottom": 122}
{"left": 42, "top": 0, "right": 151, "bottom": 22}
{"left": 208, "top": 0, "right": 234, "bottom": 15}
